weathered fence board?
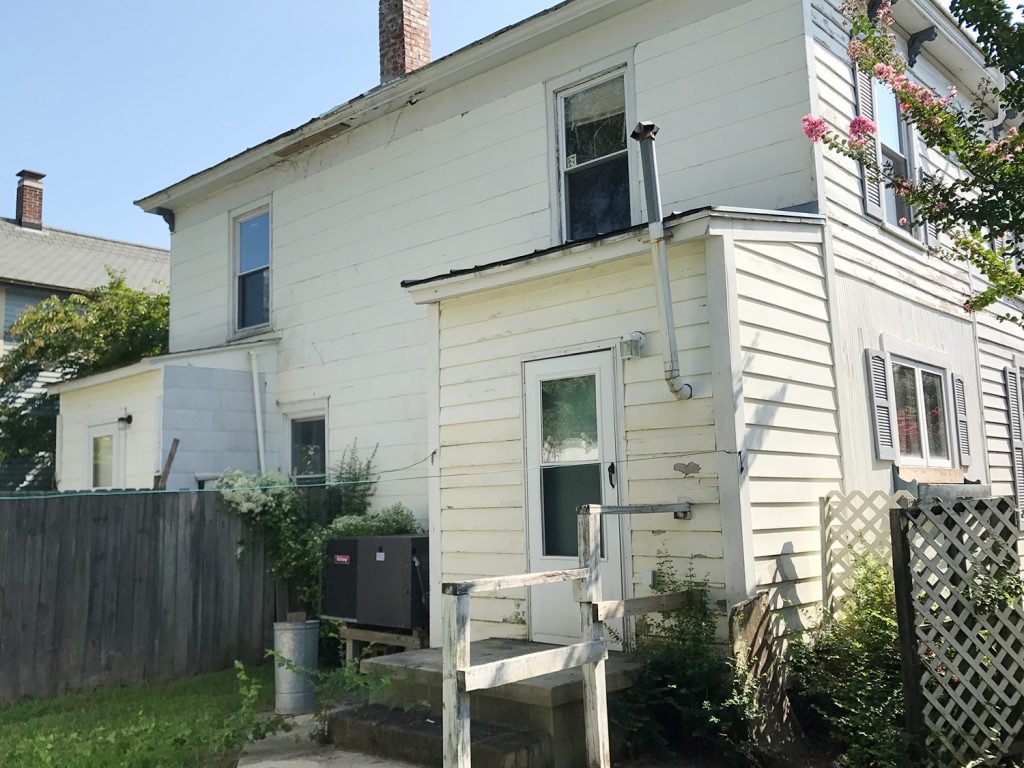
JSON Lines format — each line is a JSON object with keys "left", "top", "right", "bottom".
{"left": 0, "top": 491, "right": 274, "bottom": 708}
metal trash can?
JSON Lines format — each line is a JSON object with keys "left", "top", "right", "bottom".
{"left": 273, "top": 620, "right": 320, "bottom": 715}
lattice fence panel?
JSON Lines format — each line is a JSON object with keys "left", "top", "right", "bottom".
{"left": 898, "top": 497, "right": 1024, "bottom": 766}
{"left": 821, "top": 490, "right": 913, "bottom": 616}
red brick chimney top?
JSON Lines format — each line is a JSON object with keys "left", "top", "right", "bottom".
{"left": 15, "top": 170, "right": 45, "bottom": 230}
{"left": 379, "top": 0, "right": 431, "bottom": 84}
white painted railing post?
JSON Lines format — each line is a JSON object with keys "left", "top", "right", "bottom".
{"left": 577, "top": 505, "right": 611, "bottom": 768}
{"left": 442, "top": 588, "right": 471, "bottom": 768}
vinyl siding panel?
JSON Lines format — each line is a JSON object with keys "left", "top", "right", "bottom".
{"left": 436, "top": 241, "right": 719, "bottom": 640}
{"left": 735, "top": 235, "right": 840, "bottom": 634}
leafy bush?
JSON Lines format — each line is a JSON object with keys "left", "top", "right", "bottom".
{"left": 611, "top": 558, "right": 762, "bottom": 762}
{"left": 324, "top": 503, "right": 421, "bottom": 538}
{"left": 218, "top": 470, "right": 324, "bottom": 607}
{"left": 327, "top": 442, "right": 379, "bottom": 517}
{"left": 787, "top": 556, "right": 911, "bottom": 768}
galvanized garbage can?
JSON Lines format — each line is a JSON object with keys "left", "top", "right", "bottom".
{"left": 273, "top": 620, "right": 320, "bottom": 715}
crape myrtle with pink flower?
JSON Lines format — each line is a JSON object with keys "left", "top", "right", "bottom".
{"left": 803, "top": 0, "right": 1024, "bottom": 321}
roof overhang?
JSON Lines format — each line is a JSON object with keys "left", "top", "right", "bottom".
{"left": 135, "top": 0, "right": 654, "bottom": 213}
{"left": 403, "top": 207, "right": 824, "bottom": 304}
{"left": 48, "top": 337, "right": 280, "bottom": 395}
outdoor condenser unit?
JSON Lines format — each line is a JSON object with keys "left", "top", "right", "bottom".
{"left": 321, "top": 534, "right": 429, "bottom": 631}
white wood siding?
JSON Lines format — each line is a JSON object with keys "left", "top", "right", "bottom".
{"left": 734, "top": 232, "right": 839, "bottom": 632}
{"left": 57, "top": 370, "right": 163, "bottom": 490}
{"left": 436, "top": 242, "right": 718, "bottom": 640}
{"left": 163, "top": 0, "right": 812, "bottom": 517}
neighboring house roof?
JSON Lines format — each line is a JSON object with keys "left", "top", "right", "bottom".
{"left": 0, "top": 216, "right": 169, "bottom": 293}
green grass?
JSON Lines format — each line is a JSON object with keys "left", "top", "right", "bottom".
{"left": 0, "top": 664, "right": 275, "bottom": 768}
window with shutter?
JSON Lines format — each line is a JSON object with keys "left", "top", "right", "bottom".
{"left": 1004, "top": 366, "right": 1024, "bottom": 507}
{"left": 866, "top": 349, "right": 897, "bottom": 460}
{"left": 951, "top": 373, "right": 971, "bottom": 467}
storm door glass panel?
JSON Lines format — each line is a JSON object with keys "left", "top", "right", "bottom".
{"left": 92, "top": 434, "right": 113, "bottom": 488}
{"left": 540, "top": 375, "right": 602, "bottom": 557}
{"left": 921, "top": 371, "right": 949, "bottom": 460}
{"left": 291, "top": 417, "right": 326, "bottom": 483}
{"left": 562, "top": 74, "right": 630, "bottom": 241}
{"left": 893, "top": 363, "right": 923, "bottom": 458}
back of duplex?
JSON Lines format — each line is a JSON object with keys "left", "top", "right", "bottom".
{"left": 52, "top": 0, "right": 1023, "bottom": 641}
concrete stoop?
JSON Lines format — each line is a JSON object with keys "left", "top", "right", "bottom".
{"left": 328, "top": 703, "right": 550, "bottom": 768}
{"left": 327, "top": 638, "right": 641, "bottom": 768}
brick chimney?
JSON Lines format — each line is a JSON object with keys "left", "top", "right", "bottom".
{"left": 15, "top": 170, "right": 45, "bottom": 229}
{"left": 379, "top": 0, "right": 431, "bottom": 83}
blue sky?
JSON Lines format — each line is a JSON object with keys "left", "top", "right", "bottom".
{"left": 1, "top": 2, "right": 1018, "bottom": 249}
{"left": 0, "top": 1, "right": 555, "bottom": 248}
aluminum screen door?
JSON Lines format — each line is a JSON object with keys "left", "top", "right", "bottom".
{"left": 524, "top": 350, "right": 623, "bottom": 644}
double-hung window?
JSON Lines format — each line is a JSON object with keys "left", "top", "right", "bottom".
{"left": 236, "top": 210, "right": 270, "bottom": 331}
{"left": 866, "top": 348, "right": 971, "bottom": 468}
{"left": 558, "top": 71, "right": 631, "bottom": 242}
{"left": 874, "top": 80, "right": 914, "bottom": 232}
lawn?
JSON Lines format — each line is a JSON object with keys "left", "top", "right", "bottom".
{"left": 0, "top": 664, "right": 275, "bottom": 768}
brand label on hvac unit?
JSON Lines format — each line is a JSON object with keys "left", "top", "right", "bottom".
{"left": 334, "top": 555, "right": 351, "bottom": 565}
{"left": 376, "top": 551, "right": 386, "bottom": 562}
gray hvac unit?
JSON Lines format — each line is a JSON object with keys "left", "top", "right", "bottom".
{"left": 321, "top": 534, "right": 429, "bottom": 631}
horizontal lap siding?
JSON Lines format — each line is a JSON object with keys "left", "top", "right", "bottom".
{"left": 437, "top": 243, "right": 719, "bottom": 640}
{"left": 976, "top": 313, "right": 1024, "bottom": 498}
{"left": 812, "top": 0, "right": 973, "bottom": 315}
{"left": 736, "top": 237, "right": 838, "bottom": 633}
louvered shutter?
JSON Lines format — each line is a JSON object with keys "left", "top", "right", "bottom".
{"left": 916, "top": 136, "right": 941, "bottom": 246}
{"left": 866, "top": 349, "right": 897, "bottom": 461}
{"left": 1004, "top": 366, "right": 1024, "bottom": 507}
{"left": 951, "top": 373, "right": 971, "bottom": 467}
{"left": 854, "top": 67, "right": 885, "bottom": 220}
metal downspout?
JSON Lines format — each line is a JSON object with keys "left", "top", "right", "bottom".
{"left": 249, "top": 350, "right": 266, "bottom": 472}
{"left": 631, "top": 121, "right": 693, "bottom": 400}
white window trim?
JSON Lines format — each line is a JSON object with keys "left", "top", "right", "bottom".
{"left": 279, "top": 397, "right": 329, "bottom": 480}
{"left": 84, "top": 411, "right": 127, "bottom": 489}
{"left": 546, "top": 51, "right": 639, "bottom": 245}
{"left": 889, "top": 356, "right": 955, "bottom": 468}
{"left": 229, "top": 199, "right": 273, "bottom": 339}
{"left": 873, "top": 78, "right": 922, "bottom": 237}
{"left": 880, "top": 335, "right": 958, "bottom": 468}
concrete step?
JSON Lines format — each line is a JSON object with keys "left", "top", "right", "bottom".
{"left": 328, "top": 703, "right": 550, "bottom": 768}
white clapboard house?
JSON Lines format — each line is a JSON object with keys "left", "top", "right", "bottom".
{"left": 53, "top": 0, "right": 1023, "bottom": 644}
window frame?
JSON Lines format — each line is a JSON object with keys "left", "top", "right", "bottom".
{"left": 85, "top": 415, "right": 126, "bottom": 489}
{"left": 231, "top": 203, "right": 272, "bottom": 337}
{"left": 546, "top": 53, "right": 639, "bottom": 245}
{"left": 889, "top": 356, "right": 955, "bottom": 468}
{"left": 872, "top": 78, "right": 917, "bottom": 234}
{"left": 290, "top": 416, "right": 327, "bottom": 485}
{"left": 280, "top": 398, "right": 329, "bottom": 484}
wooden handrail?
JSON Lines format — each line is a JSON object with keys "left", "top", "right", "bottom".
{"left": 458, "top": 641, "right": 606, "bottom": 692}
{"left": 442, "top": 568, "right": 588, "bottom": 595}
{"left": 593, "top": 590, "right": 697, "bottom": 621}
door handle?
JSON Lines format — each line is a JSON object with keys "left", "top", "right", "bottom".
{"left": 607, "top": 462, "right": 616, "bottom": 488}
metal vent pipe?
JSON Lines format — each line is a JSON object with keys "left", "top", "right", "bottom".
{"left": 631, "top": 121, "right": 692, "bottom": 400}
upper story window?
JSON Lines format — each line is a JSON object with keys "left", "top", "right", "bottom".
{"left": 874, "top": 80, "right": 914, "bottom": 232}
{"left": 236, "top": 210, "right": 270, "bottom": 330}
{"left": 558, "top": 71, "right": 631, "bottom": 242}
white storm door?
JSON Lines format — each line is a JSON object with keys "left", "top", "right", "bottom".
{"left": 525, "top": 350, "right": 623, "bottom": 645}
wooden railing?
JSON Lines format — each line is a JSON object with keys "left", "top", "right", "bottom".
{"left": 441, "top": 503, "right": 694, "bottom": 768}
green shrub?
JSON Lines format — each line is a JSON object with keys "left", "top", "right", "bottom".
{"left": 611, "top": 559, "right": 762, "bottom": 762}
{"left": 324, "top": 503, "right": 421, "bottom": 538}
{"left": 327, "top": 442, "right": 379, "bottom": 517}
{"left": 787, "top": 556, "right": 911, "bottom": 768}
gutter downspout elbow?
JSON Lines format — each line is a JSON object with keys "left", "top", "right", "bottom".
{"left": 631, "top": 121, "right": 693, "bottom": 401}
{"left": 248, "top": 350, "right": 266, "bottom": 473}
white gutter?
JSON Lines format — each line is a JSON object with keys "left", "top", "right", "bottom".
{"left": 249, "top": 350, "right": 266, "bottom": 472}
{"left": 631, "top": 121, "right": 692, "bottom": 401}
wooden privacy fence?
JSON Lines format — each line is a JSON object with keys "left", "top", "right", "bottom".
{"left": 442, "top": 503, "right": 693, "bottom": 768}
{"left": 890, "top": 497, "right": 1024, "bottom": 765}
{"left": 820, "top": 489, "right": 913, "bottom": 615}
{"left": 0, "top": 491, "right": 273, "bottom": 708}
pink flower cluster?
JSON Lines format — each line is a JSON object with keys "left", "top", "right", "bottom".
{"left": 802, "top": 115, "right": 830, "bottom": 142}
{"left": 849, "top": 116, "right": 876, "bottom": 137}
